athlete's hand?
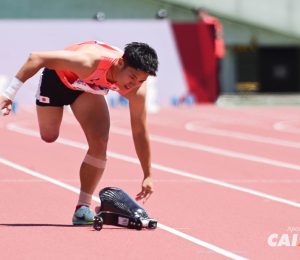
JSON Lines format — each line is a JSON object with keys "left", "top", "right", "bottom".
{"left": 136, "top": 176, "right": 154, "bottom": 204}
{"left": 0, "top": 95, "right": 12, "bottom": 116}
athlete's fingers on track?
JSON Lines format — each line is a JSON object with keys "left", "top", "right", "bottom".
{"left": 142, "top": 191, "right": 153, "bottom": 204}
{"left": 135, "top": 190, "right": 153, "bottom": 204}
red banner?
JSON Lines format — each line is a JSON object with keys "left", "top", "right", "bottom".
{"left": 172, "top": 22, "right": 218, "bottom": 102}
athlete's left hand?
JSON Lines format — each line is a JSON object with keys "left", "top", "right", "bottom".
{"left": 136, "top": 176, "right": 154, "bottom": 204}
{"left": 0, "top": 95, "right": 12, "bottom": 116}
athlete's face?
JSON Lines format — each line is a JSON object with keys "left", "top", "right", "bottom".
{"left": 116, "top": 60, "right": 149, "bottom": 92}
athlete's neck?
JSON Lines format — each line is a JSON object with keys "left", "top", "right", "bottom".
{"left": 106, "top": 59, "right": 119, "bottom": 84}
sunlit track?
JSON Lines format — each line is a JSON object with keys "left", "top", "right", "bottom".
{"left": 185, "top": 122, "right": 300, "bottom": 148}
{"left": 146, "top": 106, "right": 300, "bottom": 131}
{"left": 274, "top": 121, "right": 300, "bottom": 134}
{"left": 52, "top": 113, "right": 300, "bottom": 148}
{"left": 6, "top": 121, "right": 300, "bottom": 208}
{"left": 1, "top": 106, "right": 300, "bottom": 260}
{"left": 1, "top": 178, "right": 299, "bottom": 184}
{"left": 104, "top": 126, "right": 300, "bottom": 172}
{"left": 0, "top": 156, "right": 247, "bottom": 260}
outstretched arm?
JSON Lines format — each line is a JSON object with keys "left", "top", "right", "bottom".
{"left": 15, "top": 50, "right": 93, "bottom": 82}
{"left": 126, "top": 83, "right": 154, "bottom": 202}
{"left": 1, "top": 50, "right": 93, "bottom": 115}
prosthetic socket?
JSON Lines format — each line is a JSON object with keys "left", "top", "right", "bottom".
{"left": 93, "top": 187, "right": 157, "bottom": 231}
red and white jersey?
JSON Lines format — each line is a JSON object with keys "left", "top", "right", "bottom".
{"left": 55, "top": 41, "right": 134, "bottom": 96}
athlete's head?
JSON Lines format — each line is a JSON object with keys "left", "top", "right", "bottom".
{"left": 115, "top": 42, "right": 158, "bottom": 92}
{"left": 123, "top": 42, "right": 158, "bottom": 76}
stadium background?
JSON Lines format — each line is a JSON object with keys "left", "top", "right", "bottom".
{"left": 1, "top": 0, "right": 300, "bottom": 107}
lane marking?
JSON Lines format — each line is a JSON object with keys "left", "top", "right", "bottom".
{"left": 273, "top": 121, "right": 300, "bottom": 134}
{"left": 1, "top": 178, "right": 300, "bottom": 184}
{"left": 0, "top": 178, "right": 79, "bottom": 183}
{"left": 6, "top": 123, "right": 300, "bottom": 208}
{"left": 185, "top": 122, "right": 300, "bottom": 149}
{"left": 109, "top": 125, "right": 300, "bottom": 172}
{"left": 0, "top": 157, "right": 247, "bottom": 260}
{"left": 9, "top": 121, "right": 300, "bottom": 172}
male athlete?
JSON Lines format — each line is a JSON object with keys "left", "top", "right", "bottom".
{"left": 0, "top": 40, "right": 158, "bottom": 225}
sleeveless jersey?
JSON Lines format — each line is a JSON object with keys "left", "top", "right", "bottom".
{"left": 55, "top": 41, "right": 134, "bottom": 96}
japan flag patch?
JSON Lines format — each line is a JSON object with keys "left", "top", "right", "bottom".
{"left": 39, "top": 96, "right": 50, "bottom": 104}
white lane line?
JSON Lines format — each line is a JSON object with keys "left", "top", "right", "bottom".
{"left": 273, "top": 121, "right": 300, "bottom": 134}
{"left": 6, "top": 123, "right": 300, "bottom": 208}
{"left": 110, "top": 126, "right": 300, "bottom": 172}
{"left": 150, "top": 163, "right": 300, "bottom": 208}
{"left": 9, "top": 121, "right": 300, "bottom": 172}
{"left": 3, "top": 178, "right": 299, "bottom": 184}
{"left": 0, "top": 178, "right": 80, "bottom": 183}
{"left": 185, "top": 122, "right": 300, "bottom": 149}
{"left": 0, "top": 157, "right": 247, "bottom": 260}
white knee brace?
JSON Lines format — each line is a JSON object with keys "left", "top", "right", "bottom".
{"left": 83, "top": 154, "right": 106, "bottom": 169}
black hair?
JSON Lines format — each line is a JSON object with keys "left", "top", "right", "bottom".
{"left": 123, "top": 42, "right": 158, "bottom": 76}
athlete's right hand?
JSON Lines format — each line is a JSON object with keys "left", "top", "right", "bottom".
{"left": 136, "top": 176, "right": 154, "bottom": 204}
{"left": 0, "top": 95, "right": 12, "bottom": 116}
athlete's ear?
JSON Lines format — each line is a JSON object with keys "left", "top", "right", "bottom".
{"left": 117, "top": 58, "right": 125, "bottom": 68}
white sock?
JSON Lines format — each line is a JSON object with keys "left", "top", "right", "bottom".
{"left": 77, "top": 191, "right": 92, "bottom": 208}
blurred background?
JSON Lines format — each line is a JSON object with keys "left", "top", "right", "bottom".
{"left": 1, "top": 0, "right": 300, "bottom": 108}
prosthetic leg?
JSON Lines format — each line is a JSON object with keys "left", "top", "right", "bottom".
{"left": 93, "top": 187, "right": 157, "bottom": 231}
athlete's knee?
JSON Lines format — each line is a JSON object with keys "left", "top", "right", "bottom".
{"left": 40, "top": 132, "right": 59, "bottom": 143}
{"left": 99, "top": 134, "right": 109, "bottom": 147}
{"left": 89, "top": 134, "right": 109, "bottom": 153}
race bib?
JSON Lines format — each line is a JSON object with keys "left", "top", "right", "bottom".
{"left": 71, "top": 79, "right": 109, "bottom": 95}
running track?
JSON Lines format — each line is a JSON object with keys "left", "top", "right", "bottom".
{"left": 0, "top": 105, "right": 299, "bottom": 259}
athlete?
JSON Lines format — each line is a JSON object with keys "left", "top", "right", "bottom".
{"left": 0, "top": 40, "right": 158, "bottom": 225}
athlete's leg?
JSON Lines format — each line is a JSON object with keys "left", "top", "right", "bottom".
{"left": 36, "top": 106, "right": 63, "bottom": 143}
{"left": 71, "top": 93, "right": 110, "bottom": 208}
{"left": 35, "top": 68, "right": 69, "bottom": 143}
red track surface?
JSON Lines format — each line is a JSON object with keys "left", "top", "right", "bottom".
{"left": 0, "top": 105, "right": 300, "bottom": 259}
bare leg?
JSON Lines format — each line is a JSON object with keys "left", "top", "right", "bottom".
{"left": 36, "top": 106, "right": 63, "bottom": 142}
{"left": 71, "top": 93, "right": 110, "bottom": 205}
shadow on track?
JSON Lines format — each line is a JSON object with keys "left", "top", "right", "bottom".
{"left": 0, "top": 223, "right": 125, "bottom": 230}
{"left": 0, "top": 223, "right": 78, "bottom": 227}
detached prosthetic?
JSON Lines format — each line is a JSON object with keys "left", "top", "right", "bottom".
{"left": 93, "top": 187, "right": 157, "bottom": 231}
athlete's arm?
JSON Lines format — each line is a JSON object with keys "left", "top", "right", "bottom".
{"left": 126, "top": 83, "right": 154, "bottom": 202}
{"left": 1, "top": 49, "right": 95, "bottom": 115}
{"left": 16, "top": 50, "right": 94, "bottom": 82}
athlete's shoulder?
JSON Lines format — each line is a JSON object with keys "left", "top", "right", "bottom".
{"left": 95, "top": 41, "right": 123, "bottom": 53}
{"left": 63, "top": 41, "right": 123, "bottom": 57}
